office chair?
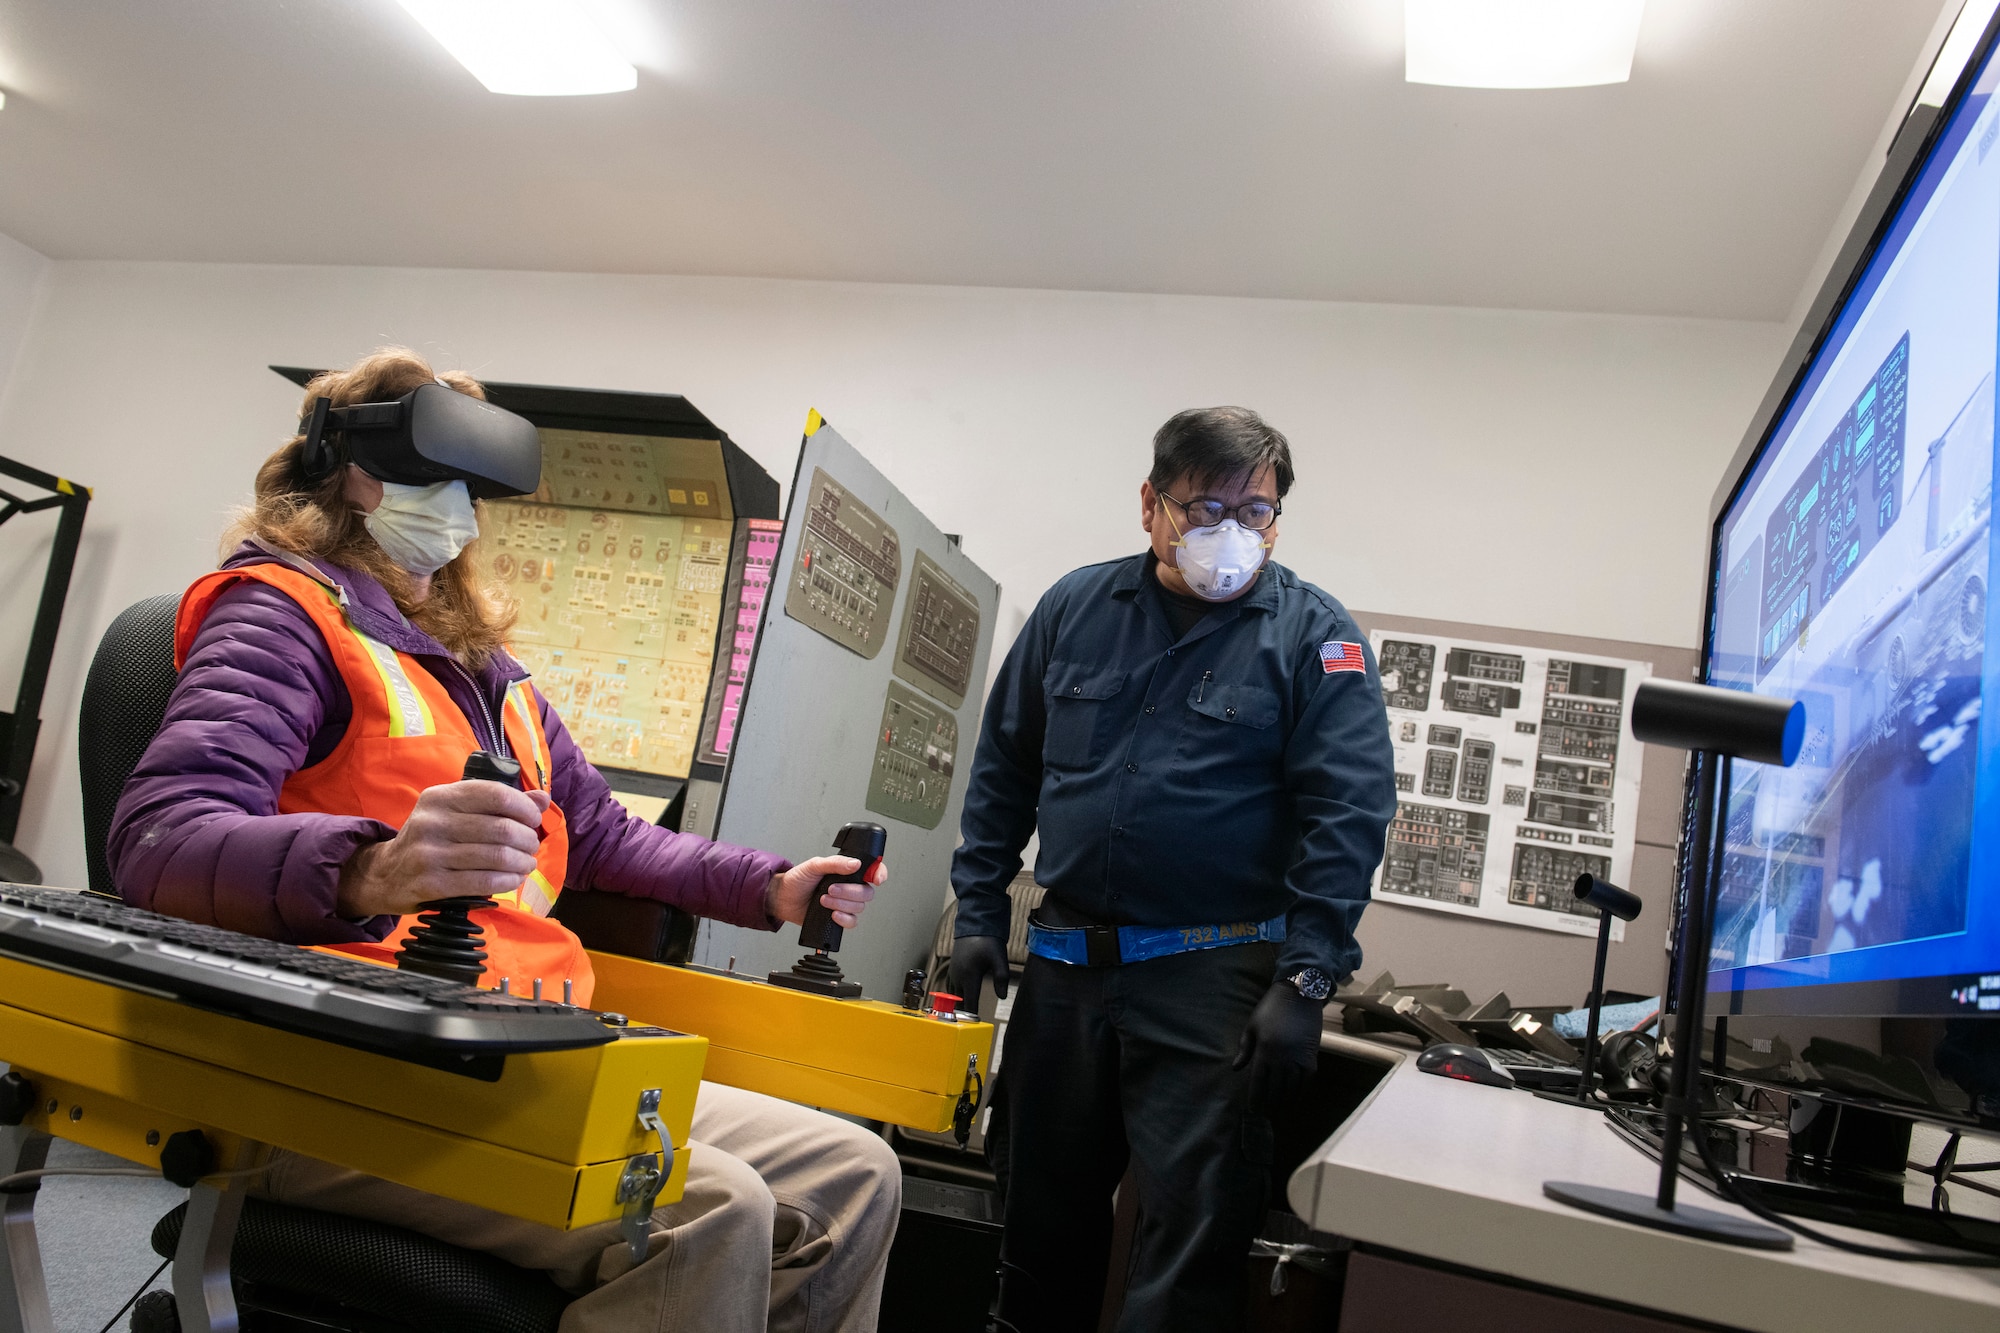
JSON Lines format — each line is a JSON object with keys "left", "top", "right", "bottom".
{"left": 81, "top": 595, "right": 572, "bottom": 1333}
{"left": 925, "top": 870, "right": 1045, "bottom": 999}
{"left": 78, "top": 595, "right": 180, "bottom": 896}
{"left": 0, "top": 840, "right": 37, "bottom": 885}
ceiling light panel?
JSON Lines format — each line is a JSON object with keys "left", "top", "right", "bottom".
{"left": 397, "top": 0, "right": 637, "bottom": 96}
{"left": 1405, "top": 0, "right": 1646, "bottom": 90}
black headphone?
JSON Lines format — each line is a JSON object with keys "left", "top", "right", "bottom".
{"left": 1598, "top": 1029, "right": 1661, "bottom": 1100}
{"left": 296, "top": 394, "right": 406, "bottom": 485}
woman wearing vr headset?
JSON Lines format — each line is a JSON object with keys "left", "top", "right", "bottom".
{"left": 107, "top": 348, "right": 901, "bottom": 1333}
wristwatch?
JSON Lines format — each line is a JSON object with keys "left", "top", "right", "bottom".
{"left": 1286, "top": 967, "right": 1333, "bottom": 1002}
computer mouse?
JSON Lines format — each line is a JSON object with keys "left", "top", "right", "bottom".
{"left": 1415, "top": 1042, "right": 1514, "bottom": 1088}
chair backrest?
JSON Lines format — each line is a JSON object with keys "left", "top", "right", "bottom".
{"left": 928, "top": 869, "right": 1047, "bottom": 983}
{"left": 78, "top": 594, "right": 181, "bottom": 896}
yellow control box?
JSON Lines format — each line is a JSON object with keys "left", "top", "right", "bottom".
{"left": 587, "top": 952, "right": 993, "bottom": 1133}
{"left": 0, "top": 955, "right": 705, "bottom": 1229}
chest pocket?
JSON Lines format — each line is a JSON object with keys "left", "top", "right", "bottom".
{"left": 1179, "top": 683, "right": 1282, "bottom": 768}
{"left": 1043, "top": 662, "right": 1127, "bottom": 769}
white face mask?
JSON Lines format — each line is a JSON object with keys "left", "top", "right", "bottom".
{"left": 364, "top": 480, "right": 479, "bottom": 576}
{"left": 1172, "top": 517, "right": 1269, "bottom": 601}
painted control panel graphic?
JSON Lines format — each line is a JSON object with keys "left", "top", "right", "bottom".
{"left": 786, "top": 468, "right": 902, "bottom": 658}
{"left": 893, "top": 550, "right": 982, "bottom": 708}
{"left": 696, "top": 518, "right": 783, "bottom": 768}
{"left": 865, "top": 678, "right": 958, "bottom": 829}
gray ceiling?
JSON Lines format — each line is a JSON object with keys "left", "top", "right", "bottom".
{"left": 0, "top": 1, "right": 1948, "bottom": 320}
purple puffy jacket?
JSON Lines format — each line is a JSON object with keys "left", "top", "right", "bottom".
{"left": 108, "top": 543, "right": 788, "bottom": 944}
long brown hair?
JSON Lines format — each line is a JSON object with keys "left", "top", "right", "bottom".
{"left": 227, "top": 348, "right": 517, "bottom": 667}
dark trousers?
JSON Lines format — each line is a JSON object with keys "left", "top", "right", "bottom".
{"left": 989, "top": 941, "right": 1277, "bottom": 1333}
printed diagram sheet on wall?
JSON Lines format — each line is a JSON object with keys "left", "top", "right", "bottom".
{"left": 1368, "top": 632, "right": 1652, "bottom": 939}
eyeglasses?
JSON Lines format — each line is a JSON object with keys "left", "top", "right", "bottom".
{"left": 1158, "top": 492, "right": 1282, "bottom": 531}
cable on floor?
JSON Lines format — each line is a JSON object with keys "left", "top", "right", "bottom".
{"left": 97, "top": 1257, "right": 170, "bottom": 1333}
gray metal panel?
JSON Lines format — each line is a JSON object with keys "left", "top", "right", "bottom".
{"left": 699, "top": 420, "right": 1000, "bottom": 1004}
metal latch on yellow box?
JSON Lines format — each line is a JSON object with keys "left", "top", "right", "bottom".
{"left": 951, "top": 1055, "right": 983, "bottom": 1148}
{"left": 616, "top": 1089, "right": 676, "bottom": 1260}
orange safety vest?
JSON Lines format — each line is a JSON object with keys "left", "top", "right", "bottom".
{"left": 176, "top": 559, "right": 595, "bottom": 1004}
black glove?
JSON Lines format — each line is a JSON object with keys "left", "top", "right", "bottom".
{"left": 1232, "top": 981, "right": 1325, "bottom": 1112}
{"left": 950, "top": 935, "right": 1010, "bottom": 1016}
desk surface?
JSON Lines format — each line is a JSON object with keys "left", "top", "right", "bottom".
{"left": 1288, "top": 1036, "right": 2000, "bottom": 1333}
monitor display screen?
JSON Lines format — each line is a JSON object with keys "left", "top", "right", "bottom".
{"left": 1705, "top": 32, "right": 2000, "bottom": 1015}
{"left": 485, "top": 429, "right": 737, "bottom": 781}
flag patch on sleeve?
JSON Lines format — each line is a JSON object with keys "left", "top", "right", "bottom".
{"left": 1319, "top": 641, "right": 1366, "bottom": 675}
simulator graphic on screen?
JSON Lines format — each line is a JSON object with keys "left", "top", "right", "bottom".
{"left": 482, "top": 428, "right": 740, "bottom": 780}
{"left": 488, "top": 502, "right": 729, "bottom": 779}
{"left": 1756, "top": 336, "right": 1909, "bottom": 681}
{"left": 1706, "top": 63, "right": 1998, "bottom": 994}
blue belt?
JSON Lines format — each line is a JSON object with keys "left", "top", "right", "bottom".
{"left": 1026, "top": 915, "right": 1286, "bottom": 967}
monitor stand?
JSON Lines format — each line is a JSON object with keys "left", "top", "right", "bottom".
{"left": 1541, "top": 1179, "right": 1797, "bottom": 1248}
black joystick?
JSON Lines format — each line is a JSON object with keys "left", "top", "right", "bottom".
{"left": 768, "top": 822, "right": 885, "bottom": 1000}
{"left": 395, "top": 751, "right": 522, "bottom": 986}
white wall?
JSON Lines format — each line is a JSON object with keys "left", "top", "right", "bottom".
{"left": 0, "top": 232, "right": 50, "bottom": 406}
{"left": 0, "top": 231, "right": 53, "bottom": 857}
{"left": 0, "top": 229, "right": 54, "bottom": 630}
{"left": 0, "top": 259, "right": 1788, "bottom": 886}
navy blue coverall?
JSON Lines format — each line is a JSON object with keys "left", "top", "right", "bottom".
{"left": 952, "top": 552, "right": 1396, "bottom": 1331}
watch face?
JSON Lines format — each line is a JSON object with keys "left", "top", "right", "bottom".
{"left": 1291, "top": 968, "right": 1332, "bottom": 1001}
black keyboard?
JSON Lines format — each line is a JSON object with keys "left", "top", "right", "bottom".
{"left": 1489, "top": 1049, "right": 1576, "bottom": 1069}
{"left": 0, "top": 884, "right": 615, "bottom": 1072}
{"left": 1485, "top": 1048, "right": 1582, "bottom": 1091}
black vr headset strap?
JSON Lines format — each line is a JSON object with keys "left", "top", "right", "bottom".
{"left": 298, "top": 396, "right": 338, "bottom": 485}
{"left": 298, "top": 394, "right": 407, "bottom": 486}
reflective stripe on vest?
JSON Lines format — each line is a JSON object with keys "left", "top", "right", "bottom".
{"left": 503, "top": 679, "right": 550, "bottom": 788}
{"left": 491, "top": 676, "right": 556, "bottom": 920}
{"left": 520, "top": 870, "right": 559, "bottom": 917}
{"left": 354, "top": 628, "right": 437, "bottom": 738}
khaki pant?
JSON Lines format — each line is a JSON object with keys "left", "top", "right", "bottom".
{"left": 257, "top": 1081, "right": 904, "bottom": 1332}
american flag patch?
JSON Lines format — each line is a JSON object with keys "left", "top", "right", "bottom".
{"left": 1320, "top": 642, "right": 1366, "bottom": 675}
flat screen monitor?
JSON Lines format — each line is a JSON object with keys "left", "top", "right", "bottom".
{"left": 1703, "top": 17, "right": 2000, "bottom": 1019}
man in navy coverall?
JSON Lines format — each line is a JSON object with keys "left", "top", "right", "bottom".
{"left": 950, "top": 407, "right": 1397, "bottom": 1332}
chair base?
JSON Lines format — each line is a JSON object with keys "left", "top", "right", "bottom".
{"left": 133, "top": 1285, "right": 415, "bottom": 1333}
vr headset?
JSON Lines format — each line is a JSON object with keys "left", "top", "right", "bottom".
{"left": 298, "top": 382, "right": 542, "bottom": 499}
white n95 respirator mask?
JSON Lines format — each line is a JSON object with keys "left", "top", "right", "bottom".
{"left": 364, "top": 480, "right": 480, "bottom": 576}
{"left": 1173, "top": 519, "right": 1269, "bottom": 601}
